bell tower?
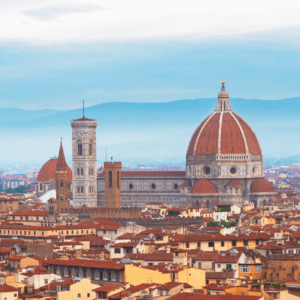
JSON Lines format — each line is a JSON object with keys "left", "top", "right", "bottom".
{"left": 104, "top": 161, "right": 122, "bottom": 208}
{"left": 55, "top": 140, "right": 70, "bottom": 213}
{"left": 71, "top": 105, "right": 97, "bottom": 207}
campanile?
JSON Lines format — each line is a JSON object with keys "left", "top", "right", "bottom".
{"left": 71, "top": 112, "right": 97, "bottom": 207}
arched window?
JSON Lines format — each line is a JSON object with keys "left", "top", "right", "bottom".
{"left": 77, "top": 186, "right": 80, "bottom": 194}
{"left": 109, "top": 171, "right": 112, "bottom": 188}
{"left": 78, "top": 140, "right": 83, "bottom": 156}
{"left": 89, "top": 186, "right": 91, "bottom": 193}
{"left": 60, "top": 194, "right": 64, "bottom": 200}
{"left": 89, "top": 141, "right": 93, "bottom": 155}
{"left": 81, "top": 186, "right": 84, "bottom": 193}
{"left": 117, "top": 171, "right": 120, "bottom": 188}
{"left": 60, "top": 181, "right": 64, "bottom": 189}
{"left": 77, "top": 168, "right": 80, "bottom": 176}
{"left": 79, "top": 269, "right": 83, "bottom": 278}
{"left": 39, "top": 183, "right": 43, "bottom": 191}
{"left": 81, "top": 168, "right": 84, "bottom": 176}
{"left": 68, "top": 183, "right": 71, "bottom": 190}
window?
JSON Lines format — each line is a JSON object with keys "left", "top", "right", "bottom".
{"left": 89, "top": 142, "right": 92, "bottom": 155}
{"left": 39, "top": 183, "right": 43, "bottom": 191}
{"left": 60, "top": 181, "right": 64, "bottom": 189}
{"left": 77, "top": 186, "right": 80, "bottom": 193}
{"left": 114, "top": 248, "right": 121, "bottom": 254}
{"left": 208, "top": 242, "right": 214, "bottom": 247}
{"left": 240, "top": 265, "right": 250, "bottom": 273}
{"left": 232, "top": 241, "right": 236, "bottom": 246}
{"left": 212, "top": 262, "right": 215, "bottom": 269}
{"left": 197, "top": 242, "right": 201, "bottom": 248}
{"left": 14, "top": 294, "right": 17, "bottom": 297}
{"left": 241, "top": 292, "right": 244, "bottom": 295}
{"left": 78, "top": 294, "right": 81, "bottom": 298}
{"left": 111, "top": 272, "right": 116, "bottom": 281}
{"left": 256, "top": 240, "right": 259, "bottom": 245}
{"left": 81, "top": 186, "right": 84, "bottom": 193}
{"left": 81, "top": 168, "right": 84, "bottom": 176}
{"left": 117, "top": 171, "right": 120, "bottom": 188}
{"left": 255, "top": 265, "right": 261, "bottom": 273}
{"left": 109, "top": 171, "right": 112, "bottom": 187}
{"left": 221, "top": 241, "right": 225, "bottom": 247}
{"left": 87, "top": 293, "right": 90, "bottom": 298}
{"left": 186, "top": 242, "right": 190, "bottom": 248}
{"left": 95, "top": 271, "right": 99, "bottom": 280}
{"left": 274, "top": 294, "right": 277, "bottom": 299}
{"left": 206, "top": 280, "right": 209, "bottom": 284}
{"left": 244, "top": 240, "right": 248, "bottom": 246}
{"left": 103, "top": 271, "right": 107, "bottom": 280}
{"left": 77, "top": 168, "right": 80, "bottom": 176}
{"left": 78, "top": 141, "right": 82, "bottom": 156}
{"left": 217, "top": 264, "right": 221, "bottom": 268}
{"left": 226, "top": 264, "right": 232, "bottom": 270}
{"left": 198, "top": 262, "right": 202, "bottom": 269}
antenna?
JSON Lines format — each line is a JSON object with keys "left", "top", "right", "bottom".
{"left": 105, "top": 148, "right": 107, "bottom": 162}
{"left": 83, "top": 100, "right": 85, "bottom": 117}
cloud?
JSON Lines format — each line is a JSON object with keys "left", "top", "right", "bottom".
{"left": 23, "top": 3, "right": 112, "bottom": 21}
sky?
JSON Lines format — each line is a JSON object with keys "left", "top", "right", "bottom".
{"left": 1, "top": 0, "right": 300, "bottom": 110}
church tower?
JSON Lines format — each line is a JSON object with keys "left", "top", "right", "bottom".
{"left": 71, "top": 110, "right": 97, "bottom": 207}
{"left": 104, "top": 161, "right": 122, "bottom": 208}
{"left": 56, "top": 140, "right": 70, "bottom": 213}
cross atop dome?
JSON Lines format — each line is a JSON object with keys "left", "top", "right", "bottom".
{"left": 215, "top": 79, "right": 232, "bottom": 112}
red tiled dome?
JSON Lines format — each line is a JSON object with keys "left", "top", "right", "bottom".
{"left": 226, "top": 179, "right": 243, "bottom": 186}
{"left": 37, "top": 158, "right": 72, "bottom": 182}
{"left": 251, "top": 178, "right": 275, "bottom": 193}
{"left": 190, "top": 178, "right": 218, "bottom": 194}
{"left": 187, "top": 112, "right": 261, "bottom": 156}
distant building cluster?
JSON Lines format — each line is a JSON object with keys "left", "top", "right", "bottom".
{"left": 0, "top": 81, "right": 300, "bottom": 299}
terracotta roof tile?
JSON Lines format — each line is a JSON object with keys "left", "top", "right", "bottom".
{"left": 37, "top": 158, "right": 72, "bottom": 182}
{"left": 251, "top": 178, "right": 275, "bottom": 193}
{"left": 190, "top": 179, "right": 218, "bottom": 194}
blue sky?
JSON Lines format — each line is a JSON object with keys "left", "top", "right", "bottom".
{"left": 0, "top": 0, "right": 300, "bottom": 110}
{"left": 1, "top": 0, "right": 300, "bottom": 168}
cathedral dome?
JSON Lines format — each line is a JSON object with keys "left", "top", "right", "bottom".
{"left": 251, "top": 178, "right": 275, "bottom": 193}
{"left": 37, "top": 157, "right": 72, "bottom": 182}
{"left": 187, "top": 81, "right": 261, "bottom": 157}
{"left": 190, "top": 178, "right": 218, "bottom": 194}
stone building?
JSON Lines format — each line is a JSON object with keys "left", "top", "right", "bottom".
{"left": 71, "top": 115, "right": 97, "bottom": 207}
{"left": 104, "top": 161, "right": 122, "bottom": 208}
{"left": 35, "top": 157, "right": 72, "bottom": 198}
{"left": 97, "top": 81, "right": 276, "bottom": 208}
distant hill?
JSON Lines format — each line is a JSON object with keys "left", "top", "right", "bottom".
{"left": 1, "top": 97, "right": 300, "bottom": 166}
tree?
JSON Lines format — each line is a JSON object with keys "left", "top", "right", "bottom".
{"left": 5, "top": 184, "right": 32, "bottom": 194}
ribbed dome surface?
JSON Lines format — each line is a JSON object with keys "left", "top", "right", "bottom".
{"left": 190, "top": 178, "right": 218, "bottom": 194}
{"left": 187, "top": 112, "right": 261, "bottom": 156}
{"left": 37, "top": 158, "right": 72, "bottom": 182}
{"left": 251, "top": 178, "right": 275, "bottom": 193}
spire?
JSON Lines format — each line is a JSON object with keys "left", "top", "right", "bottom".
{"left": 56, "top": 139, "right": 67, "bottom": 171}
{"left": 215, "top": 79, "right": 232, "bottom": 112}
